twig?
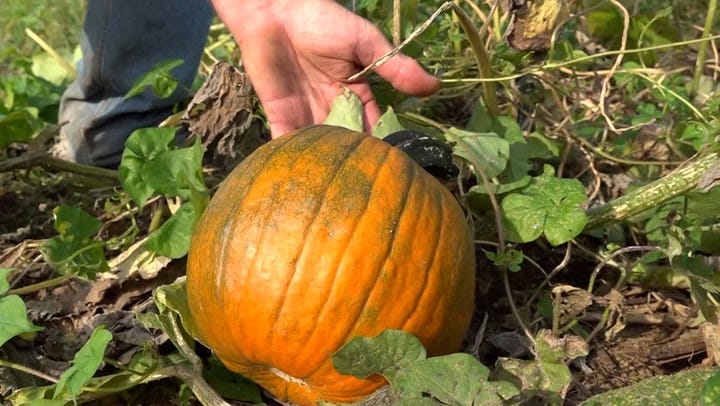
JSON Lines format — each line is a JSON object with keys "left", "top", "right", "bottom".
{"left": 598, "top": 0, "right": 629, "bottom": 134}
{"left": 587, "top": 245, "right": 661, "bottom": 293}
{"left": 8, "top": 274, "right": 74, "bottom": 296}
{"left": 526, "top": 243, "right": 573, "bottom": 307}
{"left": 392, "top": 0, "right": 401, "bottom": 46}
{"left": 440, "top": 34, "right": 720, "bottom": 83}
{"left": 0, "top": 152, "right": 118, "bottom": 182}
{"left": 348, "top": 2, "right": 454, "bottom": 81}
{"left": 348, "top": 1, "right": 499, "bottom": 115}
{"left": 0, "top": 359, "right": 59, "bottom": 384}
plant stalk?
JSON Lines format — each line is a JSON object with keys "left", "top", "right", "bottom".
{"left": 450, "top": 3, "right": 499, "bottom": 116}
{"left": 689, "top": 0, "right": 717, "bottom": 98}
{"left": 585, "top": 152, "right": 720, "bottom": 229}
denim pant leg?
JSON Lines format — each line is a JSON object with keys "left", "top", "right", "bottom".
{"left": 57, "top": 0, "right": 214, "bottom": 168}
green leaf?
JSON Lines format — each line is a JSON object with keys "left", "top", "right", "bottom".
{"left": 702, "top": 370, "right": 720, "bottom": 406}
{"left": 371, "top": 107, "right": 405, "bottom": 139}
{"left": 9, "top": 350, "right": 177, "bottom": 405}
{"left": 395, "top": 353, "right": 519, "bottom": 405}
{"left": 119, "top": 127, "right": 177, "bottom": 208}
{"left": 0, "top": 268, "right": 12, "bottom": 295}
{"left": 447, "top": 127, "right": 510, "bottom": 179}
{"left": 53, "top": 327, "right": 113, "bottom": 400}
{"left": 42, "top": 237, "right": 107, "bottom": 279}
{"left": 0, "top": 295, "right": 43, "bottom": 347}
{"left": 323, "top": 86, "right": 364, "bottom": 132}
{"left": 31, "top": 53, "right": 71, "bottom": 86}
{"left": 467, "top": 101, "right": 494, "bottom": 132}
{"left": 42, "top": 206, "right": 107, "bottom": 278}
{"left": 51, "top": 206, "right": 101, "bottom": 240}
{"left": 125, "top": 59, "right": 183, "bottom": 99}
{"left": 153, "top": 278, "right": 200, "bottom": 339}
{"left": 468, "top": 175, "right": 531, "bottom": 195}
{"left": 146, "top": 202, "right": 197, "bottom": 259}
{"left": 526, "top": 132, "right": 561, "bottom": 159}
{"left": 331, "top": 330, "right": 427, "bottom": 381}
{"left": 203, "top": 358, "right": 263, "bottom": 403}
{"left": 143, "top": 139, "right": 206, "bottom": 200}
{"left": 485, "top": 248, "right": 524, "bottom": 272}
{"left": 119, "top": 128, "right": 207, "bottom": 210}
{"left": 0, "top": 108, "right": 41, "bottom": 147}
{"left": 501, "top": 166, "right": 588, "bottom": 245}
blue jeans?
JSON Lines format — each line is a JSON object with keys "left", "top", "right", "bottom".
{"left": 56, "top": 0, "right": 214, "bottom": 168}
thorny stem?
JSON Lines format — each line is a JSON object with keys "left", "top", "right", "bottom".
{"left": 585, "top": 152, "right": 720, "bottom": 229}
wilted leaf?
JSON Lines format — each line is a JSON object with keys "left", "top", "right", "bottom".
{"left": 153, "top": 277, "right": 199, "bottom": 339}
{"left": 447, "top": 127, "right": 510, "bottom": 179}
{"left": 495, "top": 357, "right": 570, "bottom": 404}
{"left": 323, "top": 87, "right": 364, "bottom": 132}
{"left": 395, "top": 353, "right": 518, "bottom": 405}
{"left": 371, "top": 107, "right": 405, "bottom": 139}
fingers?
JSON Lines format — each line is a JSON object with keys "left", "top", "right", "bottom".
{"left": 354, "top": 22, "right": 441, "bottom": 97}
{"left": 375, "top": 54, "right": 441, "bottom": 97}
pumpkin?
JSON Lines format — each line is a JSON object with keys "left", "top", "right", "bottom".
{"left": 186, "top": 125, "right": 475, "bottom": 405}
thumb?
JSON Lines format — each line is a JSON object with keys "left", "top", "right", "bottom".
{"left": 355, "top": 25, "right": 441, "bottom": 97}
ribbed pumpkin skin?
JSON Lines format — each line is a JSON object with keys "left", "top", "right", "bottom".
{"left": 186, "top": 125, "right": 475, "bottom": 405}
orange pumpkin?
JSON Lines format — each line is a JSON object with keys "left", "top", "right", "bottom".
{"left": 186, "top": 125, "right": 475, "bottom": 405}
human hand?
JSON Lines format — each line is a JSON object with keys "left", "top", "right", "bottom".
{"left": 211, "top": 0, "right": 440, "bottom": 137}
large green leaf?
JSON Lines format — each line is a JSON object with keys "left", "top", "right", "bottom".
{"left": 332, "top": 329, "right": 426, "bottom": 381}
{"left": 502, "top": 166, "right": 588, "bottom": 245}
